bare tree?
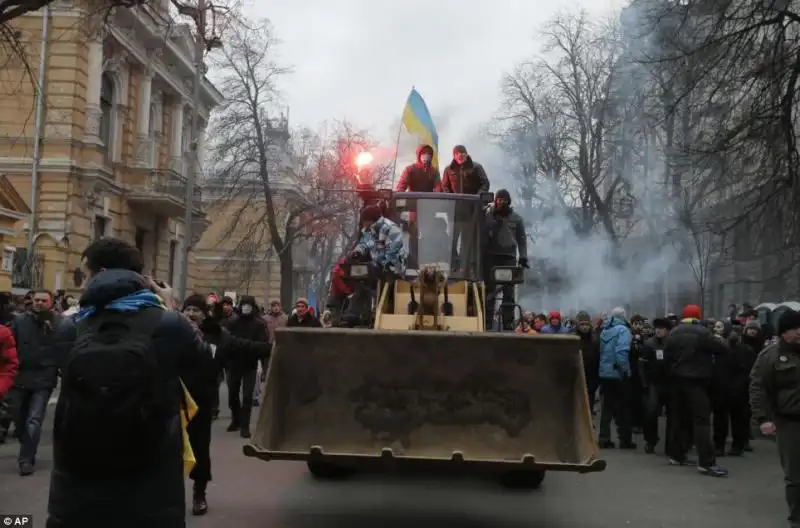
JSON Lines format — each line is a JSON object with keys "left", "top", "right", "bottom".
{"left": 633, "top": 0, "right": 800, "bottom": 282}
{"left": 209, "top": 22, "right": 386, "bottom": 306}
{"left": 499, "top": 11, "right": 628, "bottom": 241}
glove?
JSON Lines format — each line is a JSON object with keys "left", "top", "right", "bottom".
{"left": 518, "top": 258, "right": 529, "bottom": 269}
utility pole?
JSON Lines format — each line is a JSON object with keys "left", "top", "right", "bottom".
{"left": 176, "top": 0, "right": 207, "bottom": 302}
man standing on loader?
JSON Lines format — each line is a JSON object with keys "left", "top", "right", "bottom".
{"left": 484, "top": 189, "right": 528, "bottom": 330}
{"left": 396, "top": 144, "right": 442, "bottom": 192}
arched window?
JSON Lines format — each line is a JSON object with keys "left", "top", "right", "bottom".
{"left": 99, "top": 73, "right": 115, "bottom": 164}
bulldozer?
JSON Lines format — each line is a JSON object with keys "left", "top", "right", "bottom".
{"left": 244, "top": 191, "right": 606, "bottom": 488}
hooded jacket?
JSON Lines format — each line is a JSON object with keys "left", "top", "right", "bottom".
{"left": 599, "top": 316, "right": 632, "bottom": 380}
{"left": 226, "top": 295, "right": 269, "bottom": 370}
{"left": 48, "top": 269, "right": 203, "bottom": 528}
{"left": 442, "top": 155, "right": 490, "bottom": 194}
{"left": 396, "top": 145, "right": 442, "bottom": 192}
{"left": 484, "top": 201, "right": 527, "bottom": 259}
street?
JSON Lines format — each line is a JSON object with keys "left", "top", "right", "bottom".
{"left": 0, "top": 397, "right": 789, "bottom": 528}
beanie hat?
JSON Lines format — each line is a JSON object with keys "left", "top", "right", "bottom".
{"left": 682, "top": 304, "right": 702, "bottom": 320}
{"left": 360, "top": 205, "right": 382, "bottom": 223}
{"left": 221, "top": 296, "right": 233, "bottom": 306}
{"left": 778, "top": 309, "right": 800, "bottom": 335}
{"left": 576, "top": 311, "right": 591, "bottom": 323}
{"left": 295, "top": 297, "right": 309, "bottom": 307}
{"left": 453, "top": 144, "right": 467, "bottom": 154}
{"left": 496, "top": 189, "right": 511, "bottom": 203}
{"left": 548, "top": 310, "right": 561, "bottom": 320}
{"left": 611, "top": 306, "right": 626, "bottom": 319}
{"left": 182, "top": 293, "right": 208, "bottom": 313}
{"left": 745, "top": 320, "right": 761, "bottom": 331}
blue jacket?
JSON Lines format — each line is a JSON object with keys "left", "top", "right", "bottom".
{"left": 599, "top": 317, "right": 632, "bottom": 380}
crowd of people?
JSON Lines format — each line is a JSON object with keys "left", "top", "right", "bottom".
{"left": 0, "top": 237, "right": 332, "bottom": 527}
{"left": 511, "top": 303, "right": 800, "bottom": 524}
{"left": 0, "top": 233, "right": 798, "bottom": 526}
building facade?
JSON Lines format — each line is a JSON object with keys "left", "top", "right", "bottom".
{"left": 0, "top": 1, "right": 223, "bottom": 294}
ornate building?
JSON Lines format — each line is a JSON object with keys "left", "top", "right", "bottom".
{"left": 0, "top": 1, "right": 223, "bottom": 294}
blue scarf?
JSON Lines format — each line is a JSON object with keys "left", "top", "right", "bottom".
{"left": 75, "top": 290, "right": 167, "bottom": 322}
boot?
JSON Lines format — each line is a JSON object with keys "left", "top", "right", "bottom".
{"left": 192, "top": 482, "right": 208, "bottom": 516}
{"left": 240, "top": 427, "right": 251, "bottom": 439}
{"left": 226, "top": 420, "right": 239, "bottom": 432}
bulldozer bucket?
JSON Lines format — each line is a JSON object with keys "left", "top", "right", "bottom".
{"left": 245, "top": 328, "right": 605, "bottom": 474}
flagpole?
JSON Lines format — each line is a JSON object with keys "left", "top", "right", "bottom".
{"left": 389, "top": 119, "right": 404, "bottom": 189}
{"left": 390, "top": 87, "right": 414, "bottom": 190}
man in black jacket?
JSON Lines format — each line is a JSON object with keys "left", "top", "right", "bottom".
{"left": 8, "top": 290, "right": 72, "bottom": 476}
{"left": 484, "top": 189, "right": 528, "bottom": 330}
{"left": 640, "top": 318, "right": 671, "bottom": 454}
{"left": 224, "top": 295, "right": 269, "bottom": 438}
{"left": 47, "top": 237, "right": 203, "bottom": 528}
{"left": 442, "top": 145, "right": 490, "bottom": 194}
{"left": 663, "top": 304, "right": 728, "bottom": 477}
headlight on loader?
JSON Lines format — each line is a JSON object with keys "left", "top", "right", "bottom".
{"left": 492, "top": 266, "right": 524, "bottom": 284}
{"left": 494, "top": 268, "right": 513, "bottom": 282}
{"left": 350, "top": 264, "right": 369, "bottom": 278}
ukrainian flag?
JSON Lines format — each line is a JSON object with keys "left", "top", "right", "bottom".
{"left": 401, "top": 88, "right": 439, "bottom": 169}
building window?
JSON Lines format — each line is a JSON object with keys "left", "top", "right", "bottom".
{"left": 94, "top": 215, "right": 108, "bottom": 241}
{"left": 99, "top": 72, "right": 115, "bottom": 164}
{"left": 2, "top": 247, "right": 14, "bottom": 273}
{"left": 168, "top": 240, "right": 177, "bottom": 285}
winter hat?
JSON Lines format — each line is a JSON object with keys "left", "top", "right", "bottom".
{"left": 221, "top": 296, "right": 234, "bottom": 306}
{"left": 453, "top": 144, "right": 467, "bottom": 154}
{"left": 182, "top": 293, "right": 208, "bottom": 313}
{"left": 360, "top": 204, "right": 382, "bottom": 223}
{"left": 682, "top": 304, "right": 702, "bottom": 320}
{"left": 745, "top": 320, "right": 761, "bottom": 331}
{"left": 611, "top": 306, "right": 626, "bottom": 319}
{"left": 576, "top": 311, "right": 592, "bottom": 323}
{"left": 548, "top": 310, "right": 562, "bottom": 321}
{"left": 496, "top": 189, "right": 511, "bottom": 203}
{"left": 295, "top": 297, "right": 309, "bottom": 307}
{"left": 778, "top": 309, "right": 800, "bottom": 335}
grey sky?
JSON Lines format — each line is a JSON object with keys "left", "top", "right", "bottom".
{"left": 242, "top": 0, "right": 623, "bottom": 173}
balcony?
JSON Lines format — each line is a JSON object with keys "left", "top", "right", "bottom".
{"left": 125, "top": 169, "right": 204, "bottom": 219}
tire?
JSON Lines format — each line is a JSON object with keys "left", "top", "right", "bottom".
{"left": 306, "top": 460, "right": 353, "bottom": 480}
{"left": 499, "top": 469, "right": 546, "bottom": 490}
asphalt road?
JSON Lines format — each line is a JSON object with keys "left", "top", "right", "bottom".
{"left": 0, "top": 396, "right": 789, "bottom": 528}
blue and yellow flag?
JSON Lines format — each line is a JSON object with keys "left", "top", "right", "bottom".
{"left": 401, "top": 88, "right": 439, "bottom": 169}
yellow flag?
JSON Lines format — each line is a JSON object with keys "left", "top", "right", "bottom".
{"left": 180, "top": 380, "right": 198, "bottom": 477}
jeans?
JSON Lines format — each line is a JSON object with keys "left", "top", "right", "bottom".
{"left": 9, "top": 387, "right": 53, "bottom": 465}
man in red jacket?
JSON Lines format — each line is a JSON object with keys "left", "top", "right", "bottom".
{"left": 0, "top": 323, "right": 19, "bottom": 444}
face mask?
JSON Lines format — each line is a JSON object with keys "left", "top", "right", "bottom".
{"left": 241, "top": 304, "right": 253, "bottom": 315}
{"left": 420, "top": 154, "right": 432, "bottom": 164}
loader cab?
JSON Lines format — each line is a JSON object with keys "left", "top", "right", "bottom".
{"left": 369, "top": 192, "right": 490, "bottom": 331}
{"left": 389, "top": 192, "right": 486, "bottom": 281}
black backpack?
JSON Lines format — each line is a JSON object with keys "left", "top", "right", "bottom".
{"left": 56, "top": 307, "right": 168, "bottom": 478}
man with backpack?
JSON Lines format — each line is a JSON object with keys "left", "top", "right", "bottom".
{"left": 47, "top": 238, "right": 204, "bottom": 528}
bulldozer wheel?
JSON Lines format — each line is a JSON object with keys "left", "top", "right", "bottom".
{"left": 306, "top": 460, "right": 353, "bottom": 480}
{"left": 499, "top": 470, "right": 546, "bottom": 490}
